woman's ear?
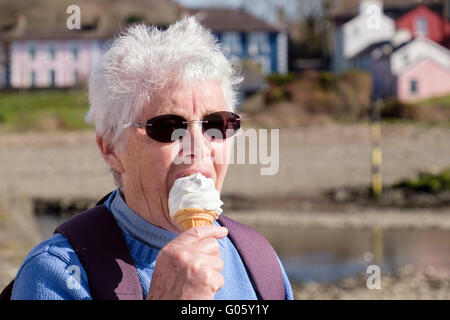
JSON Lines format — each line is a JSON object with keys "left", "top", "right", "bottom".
{"left": 96, "top": 135, "right": 126, "bottom": 173}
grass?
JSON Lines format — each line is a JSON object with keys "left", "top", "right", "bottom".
{"left": 0, "top": 90, "right": 92, "bottom": 132}
{"left": 413, "top": 94, "right": 450, "bottom": 107}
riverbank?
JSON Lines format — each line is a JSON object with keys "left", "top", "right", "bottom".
{"left": 2, "top": 123, "right": 450, "bottom": 200}
{"left": 292, "top": 265, "right": 450, "bottom": 300}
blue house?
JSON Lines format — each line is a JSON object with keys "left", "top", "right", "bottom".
{"left": 192, "top": 8, "right": 288, "bottom": 75}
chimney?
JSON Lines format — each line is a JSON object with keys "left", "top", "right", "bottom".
{"left": 277, "top": 5, "right": 286, "bottom": 25}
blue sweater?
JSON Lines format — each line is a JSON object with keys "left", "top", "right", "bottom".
{"left": 11, "top": 189, "right": 293, "bottom": 300}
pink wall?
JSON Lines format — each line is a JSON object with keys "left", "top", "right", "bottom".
{"left": 10, "top": 39, "right": 106, "bottom": 88}
{"left": 397, "top": 58, "right": 450, "bottom": 102}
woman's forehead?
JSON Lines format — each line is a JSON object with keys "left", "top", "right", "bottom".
{"left": 141, "top": 83, "right": 230, "bottom": 119}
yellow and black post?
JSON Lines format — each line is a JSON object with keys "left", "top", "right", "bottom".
{"left": 370, "top": 99, "right": 383, "bottom": 268}
{"left": 370, "top": 99, "right": 382, "bottom": 199}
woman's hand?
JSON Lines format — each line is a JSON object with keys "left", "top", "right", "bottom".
{"left": 146, "top": 225, "right": 228, "bottom": 300}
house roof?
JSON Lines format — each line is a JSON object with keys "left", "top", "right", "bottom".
{"left": 190, "top": 8, "right": 284, "bottom": 33}
{"left": 396, "top": 55, "right": 450, "bottom": 74}
{"left": 0, "top": 0, "right": 186, "bottom": 41}
{"left": 330, "top": 0, "right": 445, "bottom": 24}
{"left": 352, "top": 40, "right": 395, "bottom": 59}
{"left": 396, "top": 3, "right": 450, "bottom": 25}
{"left": 352, "top": 33, "right": 413, "bottom": 60}
{"left": 391, "top": 36, "right": 450, "bottom": 74}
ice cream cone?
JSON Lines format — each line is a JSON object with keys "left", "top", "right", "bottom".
{"left": 173, "top": 208, "right": 218, "bottom": 231}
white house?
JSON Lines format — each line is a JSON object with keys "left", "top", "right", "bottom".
{"left": 332, "top": 0, "right": 396, "bottom": 72}
{"left": 390, "top": 36, "right": 450, "bottom": 76}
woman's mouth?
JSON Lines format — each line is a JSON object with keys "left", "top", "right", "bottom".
{"left": 175, "top": 170, "right": 213, "bottom": 181}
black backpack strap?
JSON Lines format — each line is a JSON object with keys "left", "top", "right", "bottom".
{"left": 0, "top": 279, "right": 14, "bottom": 300}
{"left": 55, "top": 205, "right": 142, "bottom": 300}
{"left": 218, "top": 215, "right": 286, "bottom": 300}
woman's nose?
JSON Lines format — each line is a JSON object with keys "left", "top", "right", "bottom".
{"left": 182, "top": 121, "right": 213, "bottom": 162}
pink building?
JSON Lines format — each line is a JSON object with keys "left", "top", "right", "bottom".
{"left": 10, "top": 39, "right": 110, "bottom": 88}
{"left": 0, "top": 0, "right": 186, "bottom": 88}
{"left": 396, "top": 58, "right": 450, "bottom": 102}
{"left": 391, "top": 37, "right": 450, "bottom": 102}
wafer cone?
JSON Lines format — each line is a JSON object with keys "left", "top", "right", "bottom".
{"left": 173, "top": 208, "right": 218, "bottom": 231}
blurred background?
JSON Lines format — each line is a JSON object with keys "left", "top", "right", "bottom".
{"left": 1, "top": 0, "right": 450, "bottom": 299}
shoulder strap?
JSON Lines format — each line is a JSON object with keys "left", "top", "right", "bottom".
{"left": 0, "top": 279, "right": 14, "bottom": 300}
{"left": 55, "top": 205, "right": 142, "bottom": 300}
{"left": 218, "top": 215, "right": 285, "bottom": 300}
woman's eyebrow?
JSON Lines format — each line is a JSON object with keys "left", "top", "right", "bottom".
{"left": 143, "top": 104, "right": 230, "bottom": 120}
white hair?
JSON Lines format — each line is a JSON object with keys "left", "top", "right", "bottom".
{"left": 86, "top": 16, "right": 242, "bottom": 151}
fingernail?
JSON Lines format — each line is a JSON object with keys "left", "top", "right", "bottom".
{"left": 220, "top": 227, "right": 228, "bottom": 234}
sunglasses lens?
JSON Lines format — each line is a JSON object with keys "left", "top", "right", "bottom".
{"left": 203, "top": 111, "right": 241, "bottom": 140}
{"left": 146, "top": 114, "right": 187, "bottom": 143}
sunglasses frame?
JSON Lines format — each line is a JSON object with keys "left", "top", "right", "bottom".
{"left": 124, "top": 111, "right": 242, "bottom": 143}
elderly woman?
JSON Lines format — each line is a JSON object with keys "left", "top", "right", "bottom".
{"left": 7, "top": 17, "right": 293, "bottom": 300}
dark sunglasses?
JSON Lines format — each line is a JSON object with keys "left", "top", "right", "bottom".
{"left": 125, "top": 111, "right": 241, "bottom": 143}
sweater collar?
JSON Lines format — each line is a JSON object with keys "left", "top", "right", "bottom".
{"left": 106, "top": 189, "right": 177, "bottom": 249}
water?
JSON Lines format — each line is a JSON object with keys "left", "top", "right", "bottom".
{"left": 36, "top": 214, "right": 450, "bottom": 284}
{"left": 257, "top": 225, "right": 450, "bottom": 283}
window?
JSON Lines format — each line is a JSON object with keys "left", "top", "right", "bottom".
{"left": 409, "top": 79, "right": 418, "bottom": 95}
{"left": 248, "top": 32, "right": 270, "bottom": 56}
{"left": 49, "top": 45, "right": 56, "bottom": 60}
{"left": 50, "top": 69, "right": 56, "bottom": 87}
{"left": 416, "top": 16, "right": 428, "bottom": 36}
{"left": 72, "top": 45, "right": 79, "bottom": 60}
{"left": 74, "top": 69, "right": 79, "bottom": 84}
{"left": 221, "top": 32, "right": 242, "bottom": 56}
{"left": 29, "top": 45, "right": 36, "bottom": 60}
{"left": 30, "top": 71, "right": 36, "bottom": 87}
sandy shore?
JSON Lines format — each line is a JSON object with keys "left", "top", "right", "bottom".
{"left": 1, "top": 123, "right": 450, "bottom": 200}
{"left": 293, "top": 265, "right": 450, "bottom": 300}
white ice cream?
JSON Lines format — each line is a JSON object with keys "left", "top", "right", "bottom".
{"left": 168, "top": 173, "right": 223, "bottom": 220}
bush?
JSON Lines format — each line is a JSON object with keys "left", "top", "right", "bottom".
{"left": 381, "top": 98, "right": 450, "bottom": 123}
{"left": 380, "top": 98, "right": 411, "bottom": 118}
{"left": 393, "top": 167, "right": 450, "bottom": 193}
{"left": 265, "top": 86, "right": 289, "bottom": 104}
{"left": 317, "top": 71, "right": 336, "bottom": 90}
{"left": 266, "top": 73, "right": 296, "bottom": 86}
{"left": 278, "top": 69, "right": 371, "bottom": 120}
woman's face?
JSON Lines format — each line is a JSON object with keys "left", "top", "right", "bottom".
{"left": 115, "top": 82, "right": 233, "bottom": 233}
